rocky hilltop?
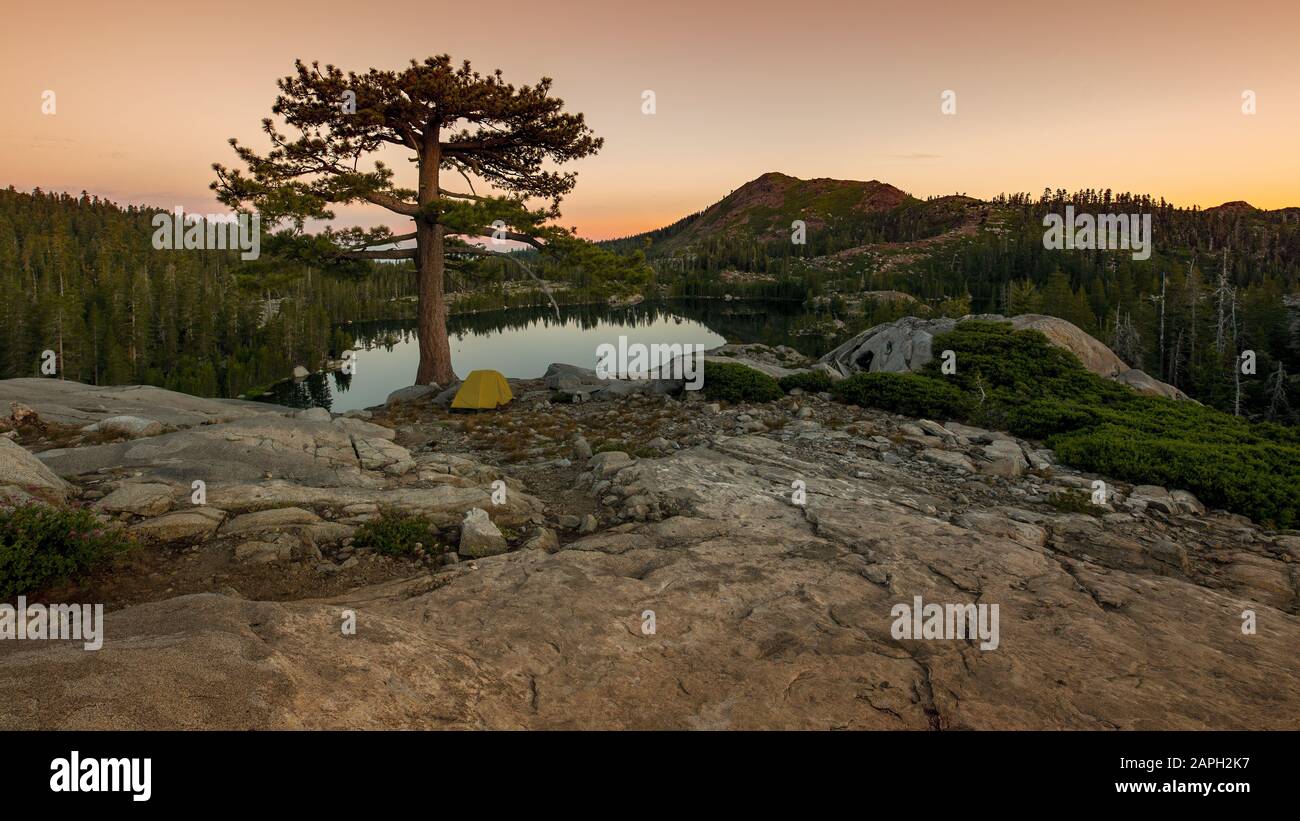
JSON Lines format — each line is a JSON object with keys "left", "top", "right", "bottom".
{"left": 0, "top": 357, "right": 1297, "bottom": 729}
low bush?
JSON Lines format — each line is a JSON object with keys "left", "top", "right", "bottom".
{"left": 831, "top": 372, "right": 974, "bottom": 420}
{"left": 0, "top": 504, "right": 133, "bottom": 597}
{"left": 352, "top": 512, "right": 442, "bottom": 557}
{"left": 701, "top": 361, "right": 784, "bottom": 403}
{"left": 778, "top": 370, "right": 835, "bottom": 394}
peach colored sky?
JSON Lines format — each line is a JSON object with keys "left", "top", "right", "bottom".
{"left": 2, "top": 0, "right": 1297, "bottom": 240}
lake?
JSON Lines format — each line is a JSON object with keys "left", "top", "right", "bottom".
{"left": 261, "top": 299, "right": 836, "bottom": 412}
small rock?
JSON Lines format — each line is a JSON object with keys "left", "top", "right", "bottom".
{"left": 572, "top": 436, "right": 593, "bottom": 460}
{"left": 521, "top": 527, "right": 561, "bottom": 553}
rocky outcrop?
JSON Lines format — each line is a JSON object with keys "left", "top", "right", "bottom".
{"left": 2, "top": 397, "right": 1295, "bottom": 729}
{"left": 0, "top": 378, "right": 281, "bottom": 428}
{"left": 818, "top": 313, "right": 1188, "bottom": 399}
{"left": 38, "top": 415, "right": 394, "bottom": 488}
{"left": 0, "top": 376, "right": 1294, "bottom": 730}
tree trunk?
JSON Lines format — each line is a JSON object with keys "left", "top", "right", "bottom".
{"left": 414, "top": 136, "right": 455, "bottom": 386}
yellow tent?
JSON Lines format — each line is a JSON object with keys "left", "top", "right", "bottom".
{"left": 451, "top": 369, "right": 514, "bottom": 410}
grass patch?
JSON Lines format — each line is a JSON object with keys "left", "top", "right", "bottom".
{"left": 0, "top": 503, "right": 134, "bottom": 597}
{"left": 352, "top": 512, "right": 442, "bottom": 557}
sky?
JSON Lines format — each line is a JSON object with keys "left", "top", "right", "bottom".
{"left": 2, "top": 0, "right": 1297, "bottom": 241}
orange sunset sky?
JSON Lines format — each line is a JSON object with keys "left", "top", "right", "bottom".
{"left": 2, "top": 0, "right": 1297, "bottom": 240}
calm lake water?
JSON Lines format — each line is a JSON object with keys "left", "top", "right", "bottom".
{"left": 262, "top": 299, "right": 832, "bottom": 412}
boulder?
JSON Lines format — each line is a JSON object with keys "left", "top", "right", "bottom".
{"left": 819, "top": 316, "right": 955, "bottom": 377}
{"left": 0, "top": 436, "right": 72, "bottom": 504}
{"left": 354, "top": 437, "right": 415, "bottom": 476}
{"left": 588, "top": 451, "right": 634, "bottom": 479}
{"left": 96, "top": 483, "right": 174, "bottom": 517}
{"left": 129, "top": 507, "right": 226, "bottom": 543}
{"left": 83, "top": 415, "right": 165, "bottom": 439}
{"left": 920, "top": 448, "right": 976, "bottom": 473}
{"left": 543, "top": 363, "right": 604, "bottom": 392}
{"left": 1171, "top": 490, "right": 1206, "bottom": 516}
{"left": 220, "top": 507, "right": 322, "bottom": 537}
{"left": 980, "top": 440, "right": 1029, "bottom": 478}
{"left": 521, "top": 527, "right": 560, "bottom": 553}
{"left": 459, "top": 508, "right": 508, "bottom": 558}
{"left": 385, "top": 384, "right": 438, "bottom": 406}
{"left": 1125, "top": 485, "right": 1177, "bottom": 515}
{"left": 1007, "top": 314, "right": 1127, "bottom": 377}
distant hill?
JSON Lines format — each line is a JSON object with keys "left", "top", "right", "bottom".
{"left": 602, "top": 172, "right": 980, "bottom": 258}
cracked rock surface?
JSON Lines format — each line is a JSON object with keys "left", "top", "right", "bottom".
{"left": 2, "top": 406, "right": 1296, "bottom": 729}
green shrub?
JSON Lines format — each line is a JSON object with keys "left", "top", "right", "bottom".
{"left": 829, "top": 321, "right": 1300, "bottom": 527}
{"left": 778, "top": 370, "right": 834, "bottom": 394}
{"left": 0, "top": 504, "right": 133, "bottom": 597}
{"left": 353, "top": 512, "right": 442, "bottom": 557}
{"left": 831, "top": 372, "right": 974, "bottom": 420}
{"left": 1047, "top": 490, "right": 1100, "bottom": 516}
{"left": 701, "top": 361, "right": 783, "bottom": 403}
